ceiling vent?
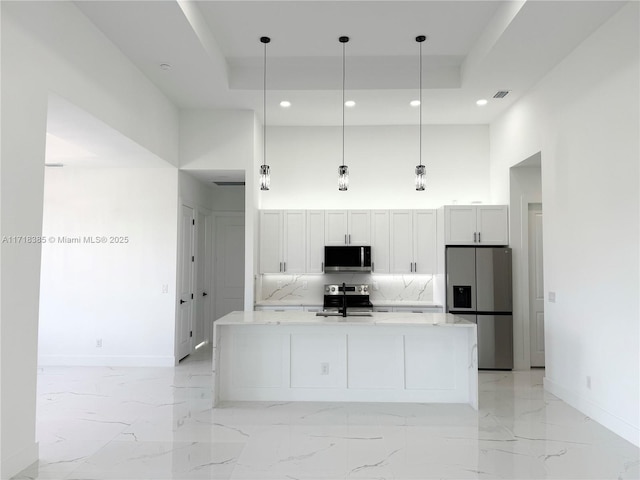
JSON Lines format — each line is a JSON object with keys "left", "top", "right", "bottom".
{"left": 213, "top": 181, "right": 245, "bottom": 186}
{"left": 493, "top": 90, "right": 510, "bottom": 99}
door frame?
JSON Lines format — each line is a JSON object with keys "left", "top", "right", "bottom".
{"left": 211, "top": 211, "right": 245, "bottom": 341}
{"left": 519, "top": 195, "right": 543, "bottom": 369}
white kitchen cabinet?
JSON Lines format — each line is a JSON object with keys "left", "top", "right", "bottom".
{"left": 389, "top": 210, "right": 436, "bottom": 274}
{"left": 444, "top": 205, "right": 508, "bottom": 245}
{"left": 324, "top": 210, "right": 371, "bottom": 245}
{"left": 259, "top": 210, "right": 306, "bottom": 274}
{"left": 370, "top": 210, "right": 390, "bottom": 273}
{"left": 306, "top": 210, "right": 325, "bottom": 273}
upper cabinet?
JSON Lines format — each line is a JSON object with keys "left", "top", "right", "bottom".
{"left": 389, "top": 210, "right": 436, "bottom": 274}
{"left": 259, "top": 210, "right": 306, "bottom": 274}
{"left": 443, "top": 205, "right": 508, "bottom": 246}
{"left": 370, "top": 210, "right": 390, "bottom": 273}
{"left": 306, "top": 210, "right": 325, "bottom": 273}
{"left": 325, "top": 210, "right": 371, "bottom": 246}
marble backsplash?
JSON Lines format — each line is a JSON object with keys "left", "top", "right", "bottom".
{"left": 257, "top": 273, "right": 434, "bottom": 304}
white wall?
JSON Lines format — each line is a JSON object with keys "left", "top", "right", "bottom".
{"left": 259, "top": 125, "right": 490, "bottom": 210}
{"left": 39, "top": 168, "right": 178, "bottom": 366}
{"left": 1, "top": 2, "right": 179, "bottom": 476}
{"left": 490, "top": 3, "right": 639, "bottom": 446}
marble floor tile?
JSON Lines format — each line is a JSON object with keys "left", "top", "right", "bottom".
{"left": 11, "top": 346, "right": 639, "bottom": 480}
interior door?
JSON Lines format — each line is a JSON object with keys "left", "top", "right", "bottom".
{"left": 194, "top": 209, "right": 211, "bottom": 348}
{"left": 529, "top": 204, "right": 545, "bottom": 367}
{"left": 177, "top": 205, "right": 194, "bottom": 361}
{"left": 214, "top": 214, "right": 245, "bottom": 324}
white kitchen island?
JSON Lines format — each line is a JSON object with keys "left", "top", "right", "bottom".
{"left": 212, "top": 311, "right": 478, "bottom": 409}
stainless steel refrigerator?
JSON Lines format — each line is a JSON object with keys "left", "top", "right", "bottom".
{"left": 446, "top": 247, "right": 513, "bottom": 370}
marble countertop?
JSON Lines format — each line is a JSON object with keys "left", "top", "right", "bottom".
{"left": 255, "top": 300, "right": 442, "bottom": 308}
{"left": 215, "top": 310, "right": 474, "bottom": 327}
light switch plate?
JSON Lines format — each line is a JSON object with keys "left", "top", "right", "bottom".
{"left": 548, "top": 291, "right": 556, "bottom": 303}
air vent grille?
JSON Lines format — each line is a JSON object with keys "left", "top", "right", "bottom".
{"left": 493, "top": 90, "right": 510, "bottom": 99}
{"left": 213, "top": 181, "right": 245, "bottom": 186}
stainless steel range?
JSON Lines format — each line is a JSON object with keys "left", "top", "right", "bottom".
{"left": 321, "top": 283, "right": 373, "bottom": 317}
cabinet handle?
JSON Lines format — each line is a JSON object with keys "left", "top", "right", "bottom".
{"left": 279, "top": 262, "right": 282, "bottom": 272}
{"left": 478, "top": 232, "right": 481, "bottom": 243}
{"left": 410, "top": 262, "right": 413, "bottom": 272}
{"left": 414, "top": 262, "right": 417, "bottom": 272}
{"left": 348, "top": 234, "right": 351, "bottom": 244}
{"left": 473, "top": 232, "right": 477, "bottom": 243}
{"left": 372, "top": 261, "right": 375, "bottom": 272}
{"left": 284, "top": 262, "right": 286, "bottom": 272}
{"left": 321, "top": 262, "right": 324, "bottom": 272}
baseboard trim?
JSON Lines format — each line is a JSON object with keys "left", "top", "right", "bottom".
{"left": 1, "top": 441, "right": 39, "bottom": 479}
{"left": 38, "top": 354, "right": 175, "bottom": 367}
{"left": 544, "top": 377, "right": 639, "bottom": 447}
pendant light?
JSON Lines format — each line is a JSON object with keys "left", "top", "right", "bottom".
{"left": 415, "top": 35, "right": 426, "bottom": 191}
{"left": 259, "top": 36, "right": 271, "bottom": 191}
{"left": 338, "top": 36, "right": 349, "bottom": 191}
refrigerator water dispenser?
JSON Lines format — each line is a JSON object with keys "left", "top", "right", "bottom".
{"left": 453, "top": 286, "right": 472, "bottom": 308}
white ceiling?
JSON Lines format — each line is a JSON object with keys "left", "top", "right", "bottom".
{"left": 75, "top": 0, "right": 626, "bottom": 127}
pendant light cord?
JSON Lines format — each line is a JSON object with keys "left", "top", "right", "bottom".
{"left": 342, "top": 40, "right": 345, "bottom": 168}
{"left": 263, "top": 39, "right": 267, "bottom": 168}
{"left": 419, "top": 39, "right": 423, "bottom": 168}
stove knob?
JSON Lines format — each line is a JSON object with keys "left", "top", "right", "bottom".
{"left": 325, "top": 286, "right": 329, "bottom": 292}
{"left": 358, "top": 286, "right": 363, "bottom": 292}
{"left": 330, "top": 286, "right": 336, "bottom": 293}
{"left": 363, "top": 286, "right": 368, "bottom": 292}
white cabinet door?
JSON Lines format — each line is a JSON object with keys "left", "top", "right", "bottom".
{"left": 444, "top": 206, "right": 477, "bottom": 245}
{"left": 444, "top": 205, "right": 509, "bottom": 245}
{"left": 306, "top": 210, "right": 325, "bottom": 273}
{"left": 283, "top": 210, "right": 306, "bottom": 273}
{"left": 390, "top": 210, "right": 413, "bottom": 273}
{"left": 476, "top": 206, "right": 508, "bottom": 245}
{"left": 413, "top": 210, "right": 436, "bottom": 274}
{"left": 370, "top": 210, "right": 390, "bottom": 273}
{"left": 259, "top": 211, "right": 283, "bottom": 273}
{"left": 325, "top": 210, "right": 348, "bottom": 246}
{"left": 348, "top": 210, "right": 371, "bottom": 245}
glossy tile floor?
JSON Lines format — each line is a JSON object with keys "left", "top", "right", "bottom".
{"left": 14, "top": 345, "right": 639, "bottom": 480}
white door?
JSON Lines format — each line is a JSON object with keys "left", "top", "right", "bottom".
{"left": 177, "top": 205, "right": 194, "bottom": 361}
{"left": 347, "top": 210, "right": 371, "bottom": 245}
{"left": 194, "top": 209, "right": 211, "bottom": 347}
{"left": 306, "top": 210, "right": 325, "bottom": 273}
{"left": 325, "top": 210, "right": 348, "bottom": 245}
{"left": 283, "top": 210, "right": 306, "bottom": 273}
{"left": 214, "top": 214, "right": 245, "bottom": 324}
{"left": 389, "top": 210, "right": 413, "bottom": 273}
{"left": 413, "top": 210, "right": 436, "bottom": 274}
{"left": 445, "top": 206, "right": 477, "bottom": 245}
{"left": 259, "top": 211, "right": 283, "bottom": 273}
{"left": 529, "top": 204, "right": 545, "bottom": 367}
{"left": 477, "top": 205, "right": 509, "bottom": 245}
{"left": 370, "top": 210, "right": 390, "bottom": 273}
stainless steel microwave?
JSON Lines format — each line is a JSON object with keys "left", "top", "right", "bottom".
{"left": 324, "top": 246, "right": 372, "bottom": 272}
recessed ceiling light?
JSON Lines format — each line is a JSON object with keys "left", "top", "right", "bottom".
{"left": 159, "top": 63, "right": 172, "bottom": 70}
{"left": 280, "top": 101, "right": 291, "bottom": 108}
{"left": 476, "top": 99, "right": 488, "bottom": 106}
{"left": 344, "top": 100, "right": 356, "bottom": 107}
{"left": 410, "top": 100, "right": 421, "bottom": 107}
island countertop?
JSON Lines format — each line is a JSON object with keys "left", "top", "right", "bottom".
{"left": 215, "top": 310, "right": 473, "bottom": 327}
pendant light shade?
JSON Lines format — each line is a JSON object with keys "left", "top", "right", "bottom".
{"left": 338, "top": 36, "right": 349, "bottom": 191}
{"left": 415, "top": 35, "right": 426, "bottom": 191}
{"left": 260, "top": 36, "right": 271, "bottom": 191}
